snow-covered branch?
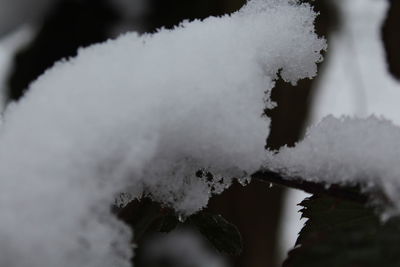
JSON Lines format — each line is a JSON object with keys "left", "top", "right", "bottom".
{"left": 0, "top": 0, "right": 325, "bottom": 266}
{"left": 252, "top": 169, "right": 368, "bottom": 204}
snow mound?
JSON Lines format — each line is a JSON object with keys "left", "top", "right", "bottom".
{"left": 0, "top": 0, "right": 325, "bottom": 266}
{"left": 268, "top": 115, "right": 400, "bottom": 217}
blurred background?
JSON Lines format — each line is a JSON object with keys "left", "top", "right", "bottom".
{"left": 0, "top": 0, "right": 398, "bottom": 266}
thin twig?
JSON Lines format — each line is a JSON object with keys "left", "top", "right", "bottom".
{"left": 251, "top": 169, "right": 368, "bottom": 203}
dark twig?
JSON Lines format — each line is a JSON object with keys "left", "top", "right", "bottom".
{"left": 251, "top": 169, "right": 369, "bottom": 204}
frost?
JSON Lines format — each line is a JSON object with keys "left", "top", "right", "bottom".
{"left": 267, "top": 115, "right": 400, "bottom": 216}
{"left": 0, "top": 0, "right": 325, "bottom": 266}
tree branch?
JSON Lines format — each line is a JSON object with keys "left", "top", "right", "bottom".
{"left": 251, "top": 169, "right": 368, "bottom": 203}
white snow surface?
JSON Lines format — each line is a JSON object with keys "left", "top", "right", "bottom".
{"left": 0, "top": 0, "right": 325, "bottom": 266}
{"left": 268, "top": 115, "right": 400, "bottom": 216}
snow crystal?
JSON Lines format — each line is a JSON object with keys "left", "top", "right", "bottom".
{"left": 267, "top": 115, "right": 400, "bottom": 216}
{"left": 0, "top": 0, "right": 325, "bottom": 266}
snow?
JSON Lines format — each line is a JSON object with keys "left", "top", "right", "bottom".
{"left": 274, "top": 0, "right": 400, "bottom": 219}
{"left": 278, "top": 0, "right": 400, "bottom": 257}
{"left": 267, "top": 115, "right": 400, "bottom": 217}
{"left": 0, "top": 0, "right": 325, "bottom": 266}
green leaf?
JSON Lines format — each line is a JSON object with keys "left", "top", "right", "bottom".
{"left": 283, "top": 195, "right": 400, "bottom": 267}
{"left": 189, "top": 212, "right": 243, "bottom": 255}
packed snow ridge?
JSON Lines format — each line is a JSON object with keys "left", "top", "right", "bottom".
{"left": 0, "top": 0, "right": 325, "bottom": 266}
{"left": 267, "top": 115, "right": 400, "bottom": 218}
